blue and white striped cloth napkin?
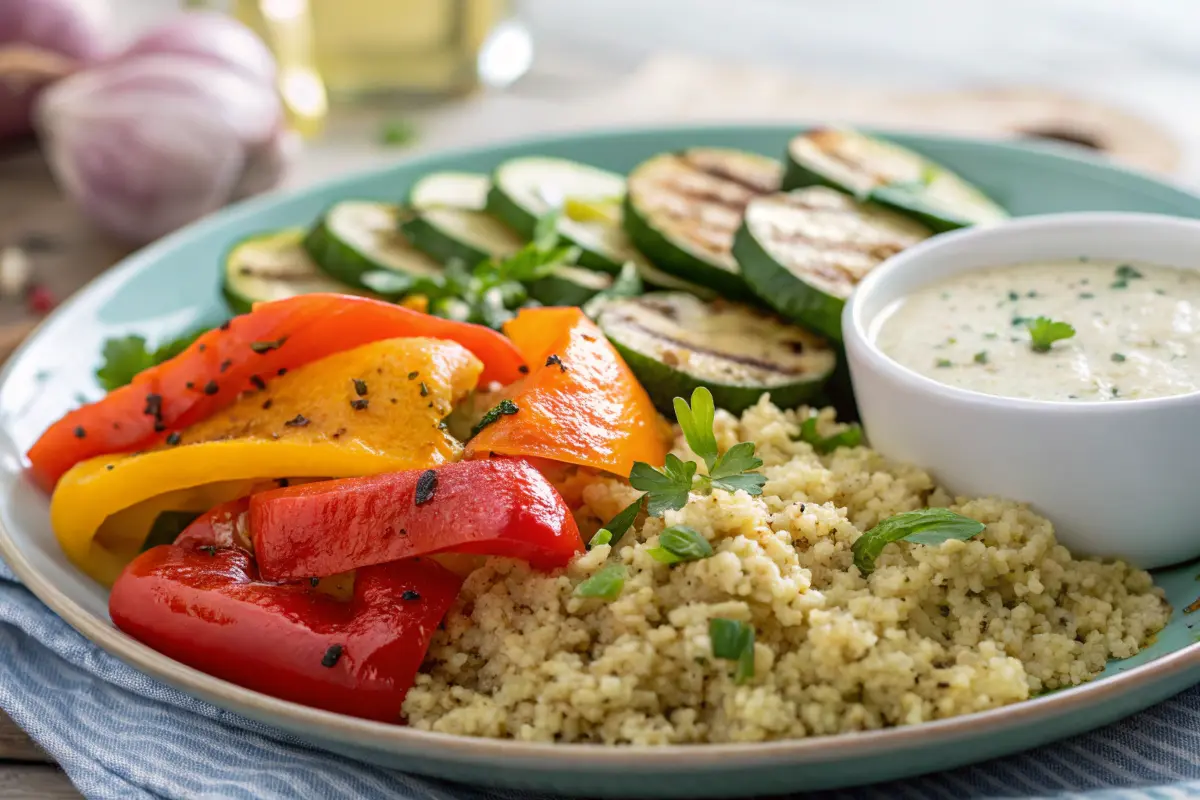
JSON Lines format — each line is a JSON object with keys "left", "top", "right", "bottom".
{"left": 0, "top": 559, "right": 1198, "bottom": 800}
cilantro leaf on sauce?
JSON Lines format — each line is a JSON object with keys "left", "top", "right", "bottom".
{"left": 1026, "top": 316, "right": 1076, "bottom": 353}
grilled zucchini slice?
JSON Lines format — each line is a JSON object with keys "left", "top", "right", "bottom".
{"left": 303, "top": 201, "right": 442, "bottom": 290}
{"left": 223, "top": 229, "right": 362, "bottom": 314}
{"left": 783, "top": 128, "right": 1008, "bottom": 231}
{"left": 526, "top": 264, "right": 613, "bottom": 307}
{"left": 400, "top": 207, "right": 523, "bottom": 267}
{"left": 624, "top": 148, "right": 782, "bottom": 299}
{"left": 408, "top": 171, "right": 490, "bottom": 211}
{"left": 733, "top": 187, "right": 931, "bottom": 340}
{"left": 593, "top": 292, "right": 835, "bottom": 416}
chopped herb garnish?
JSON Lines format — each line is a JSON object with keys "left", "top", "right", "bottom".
{"left": 219, "top": 359, "right": 232, "bottom": 373}
{"left": 983, "top": 332, "right": 998, "bottom": 340}
{"left": 219, "top": 321, "right": 231, "bottom": 331}
{"left": 1026, "top": 290, "right": 1038, "bottom": 298}
{"left": 321, "top": 644, "right": 344, "bottom": 668}
{"left": 709, "top": 618, "right": 755, "bottom": 684}
{"left": 250, "top": 374, "right": 267, "bottom": 391}
{"left": 1026, "top": 317, "right": 1076, "bottom": 353}
{"left": 95, "top": 328, "right": 208, "bottom": 391}
{"left": 143, "top": 393, "right": 163, "bottom": 420}
{"left": 588, "top": 528, "right": 613, "bottom": 549}
{"left": 353, "top": 378, "right": 368, "bottom": 396}
{"left": 284, "top": 414, "right": 309, "bottom": 427}
{"left": 851, "top": 508, "right": 985, "bottom": 575}
{"left": 574, "top": 563, "right": 626, "bottom": 601}
{"left": 596, "top": 497, "right": 642, "bottom": 547}
{"left": 973, "top": 350, "right": 988, "bottom": 364}
{"left": 401, "top": 590, "right": 421, "bottom": 602}
{"left": 380, "top": 118, "right": 417, "bottom": 147}
{"left": 630, "top": 456, "right": 695, "bottom": 517}
{"left": 1079, "top": 292, "right": 1094, "bottom": 299}
{"left": 1115, "top": 264, "right": 1143, "bottom": 281}
{"left": 1007, "top": 291, "right": 1019, "bottom": 301}
{"left": 1112, "top": 386, "right": 1120, "bottom": 397}
{"left": 202, "top": 380, "right": 219, "bottom": 396}
{"left": 73, "top": 426, "right": 86, "bottom": 439}
{"left": 1111, "top": 353, "right": 1127, "bottom": 362}
{"left": 262, "top": 399, "right": 273, "bottom": 410}
{"left": 795, "top": 416, "right": 863, "bottom": 454}
{"left": 200, "top": 545, "right": 218, "bottom": 557}
{"left": 470, "top": 399, "right": 519, "bottom": 438}
{"left": 414, "top": 469, "right": 438, "bottom": 505}
{"left": 310, "top": 577, "right": 320, "bottom": 587}
{"left": 545, "top": 354, "right": 566, "bottom": 372}
{"left": 185, "top": 382, "right": 194, "bottom": 390}
{"left": 165, "top": 432, "right": 181, "bottom": 446}
{"left": 350, "top": 398, "right": 369, "bottom": 411}
{"left": 250, "top": 338, "right": 287, "bottom": 354}
{"left": 646, "top": 526, "right": 714, "bottom": 565}
{"left": 419, "top": 382, "right": 429, "bottom": 397}
{"left": 936, "top": 358, "right": 953, "bottom": 368}
{"left": 1011, "top": 315, "right": 1029, "bottom": 327}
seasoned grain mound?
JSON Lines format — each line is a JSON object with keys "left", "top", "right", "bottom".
{"left": 403, "top": 397, "right": 1169, "bottom": 744}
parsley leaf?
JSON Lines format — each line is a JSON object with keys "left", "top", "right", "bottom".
{"left": 851, "top": 508, "right": 985, "bottom": 575}
{"left": 708, "top": 441, "right": 766, "bottom": 495}
{"left": 795, "top": 416, "right": 864, "bottom": 455}
{"left": 709, "top": 618, "right": 755, "bottom": 684}
{"left": 96, "top": 328, "right": 209, "bottom": 391}
{"left": 673, "top": 387, "right": 718, "bottom": 470}
{"left": 600, "top": 497, "right": 643, "bottom": 547}
{"left": 630, "top": 455, "right": 695, "bottom": 517}
{"left": 574, "top": 563, "right": 626, "bottom": 601}
{"left": 582, "top": 261, "right": 644, "bottom": 319}
{"left": 1026, "top": 316, "right": 1076, "bottom": 353}
{"left": 645, "top": 525, "right": 714, "bottom": 565}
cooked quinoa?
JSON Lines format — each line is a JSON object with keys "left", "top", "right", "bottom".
{"left": 403, "top": 397, "right": 1169, "bottom": 744}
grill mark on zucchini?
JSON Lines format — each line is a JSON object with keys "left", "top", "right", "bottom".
{"left": 680, "top": 149, "right": 782, "bottom": 195}
{"left": 614, "top": 315, "right": 812, "bottom": 377}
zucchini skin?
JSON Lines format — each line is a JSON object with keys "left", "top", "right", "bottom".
{"left": 301, "top": 214, "right": 381, "bottom": 290}
{"left": 622, "top": 193, "right": 757, "bottom": 302}
{"left": 400, "top": 214, "right": 491, "bottom": 268}
{"left": 487, "top": 182, "right": 624, "bottom": 274}
{"left": 607, "top": 337, "right": 828, "bottom": 418}
{"left": 732, "top": 221, "right": 845, "bottom": 342}
{"left": 222, "top": 284, "right": 253, "bottom": 315}
{"left": 526, "top": 273, "right": 605, "bottom": 307}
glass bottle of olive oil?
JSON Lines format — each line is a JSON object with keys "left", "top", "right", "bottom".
{"left": 229, "top": 0, "right": 518, "bottom": 105}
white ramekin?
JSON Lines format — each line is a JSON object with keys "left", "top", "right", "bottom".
{"left": 844, "top": 212, "right": 1200, "bottom": 569}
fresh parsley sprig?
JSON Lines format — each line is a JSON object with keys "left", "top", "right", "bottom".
{"left": 96, "top": 328, "right": 211, "bottom": 391}
{"left": 594, "top": 387, "right": 766, "bottom": 546}
{"left": 1026, "top": 316, "right": 1075, "bottom": 353}
{"left": 794, "top": 416, "right": 863, "bottom": 455}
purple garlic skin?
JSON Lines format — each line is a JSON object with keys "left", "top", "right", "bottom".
{"left": 36, "top": 12, "right": 291, "bottom": 245}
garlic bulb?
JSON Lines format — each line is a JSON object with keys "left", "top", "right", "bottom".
{"left": 36, "top": 13, "right": 291, "bottom": 245}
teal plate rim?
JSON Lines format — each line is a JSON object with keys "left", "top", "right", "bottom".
{"left": 1, "top": 123, "right": 1198, "bottom": 794}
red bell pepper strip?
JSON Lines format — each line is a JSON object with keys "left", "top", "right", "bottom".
{"left": 173, "top": 497, "right": 251, "bottom": 550}
{"left": 109, "top": 543, "right": 462, "bottom": 722}
{"left": 249, "top": 458, "right": 583, "bottom": 581}
{"left": 27, "top": 293, "right": 526, "bottom": 491}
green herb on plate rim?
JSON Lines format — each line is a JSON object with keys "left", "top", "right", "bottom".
{"left": 852, "top": 508, "right": 986, "bottom": 575}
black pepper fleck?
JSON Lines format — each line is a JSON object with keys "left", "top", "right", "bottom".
{"left": 200, "top": 545, "right": 217, "bottom": 557}
{"left": 310, "top": 577, "right": 320, "bottom": 587}
{"left": 105, "top": 464, "right": 114, "bottom": 471}
{"left": 154, "top": 421, "right": 166, "bottom": 432}
{"left": 284, "top": 414, "right": 309, "bottom": 427}
{"left": 419, "top": 382, "right": 429, "bottom": 397}
{"left": 415, "top": 470, "right": 437, "bottom": 506}
{"left": 203, "top": 380, "right": 219, "bottom": 396}
{"left": 353, "top": 378, "right": 368, "bottom": 396}
{"left": 219, "top": 359, "right": 233, "bottom": 373}
{"left": 73, "top": 426, "right": 86, "bottom": 439}
{"left": 407, "top": 371, "right": 419, "bottom": 380}
{"left": 143, "top": 393, "right": 163, "bottom": 420}
{"left": 332, "top": 427, "right": 347, "bottom": 439}
{"left": 277, "top": 478, "right": 289, "bottom": 487}
{"left": 185, "top": 382, "right": 195, "bottom": 390}
{"left": 518, "top": 365, "right": 529, "bottom": 374}
{"left": 321, "top": 644, "right": 344, "bottom": 668}
{"left": 401, "top": 590, "right": 421, "bottom": 602}
{"left": 262, "top": 399, "right": 273, "bottom": 410}
{"left": 350, "top": 398, "right": 369, "bottom": 411}
{"left": 250, "top": 374, "right": 267, "bottom": 391}
{"left": 545, "top": 354, "right": 566, "bottom": 372}
{"left": 198, "top": 344, "right": 206, "bottom": 353}
{"left": 277, "top": 368, "right": 287, "bottom": 377}
{"left": 165, "top": 432, "right": 181, "bottom": 446}
{"left": 219, "top": 321, "right": 231, "bottom": 331}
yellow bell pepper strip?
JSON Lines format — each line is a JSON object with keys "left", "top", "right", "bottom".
{"left": 51, "top": 337, "right": 482, "bottom": 586}
{"left": 466, "top": 307, "right": 669, "bottom": 476}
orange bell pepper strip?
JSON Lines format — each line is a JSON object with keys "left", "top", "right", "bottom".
{"left": 466, "top": 307, "right": 669, "bottom": 476}
{"left": 51, "top": 337, "right": 481, "bottom": 586}
{"left": 27, "top": 293, "right": 525, "bottom": 491}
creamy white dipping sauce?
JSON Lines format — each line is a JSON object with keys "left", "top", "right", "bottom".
{"left": 873, "top": 259, "right": 1200, "bottom": 401}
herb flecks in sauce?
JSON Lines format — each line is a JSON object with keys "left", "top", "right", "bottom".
{"left": 876, "top": 259, "right": 1200, "bottom": 401}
